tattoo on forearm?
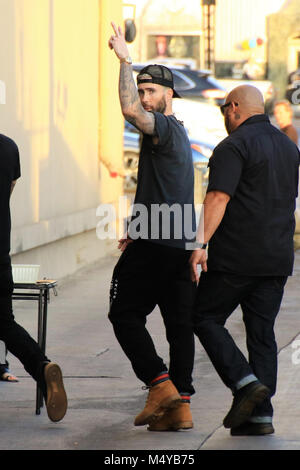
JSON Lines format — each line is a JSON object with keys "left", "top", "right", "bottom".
{"left": 126, "top": 115, "right": 138, "bottom": 127}
{"left": 119, "top": 63, "right": 139, "bottom": 111}
{"left": 119, "top": 64, "right": 155, "bottom": 135}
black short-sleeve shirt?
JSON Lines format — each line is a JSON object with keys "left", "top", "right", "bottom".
{"left": 207, "top": 114, "right": 300, "bottom": 276}
{"left": 128, "top": 112, "right": 196, "bottom": 249}
{"left": 0, "top": 135, "right": 21, "bottom": 263}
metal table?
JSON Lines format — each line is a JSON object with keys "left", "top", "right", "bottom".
{"left": 12, "top": 280, "right": 57, "bottom": 415}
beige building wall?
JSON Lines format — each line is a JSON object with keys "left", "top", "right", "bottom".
{"left": 0, "top": 0, "right": 124, "bottom": 280}
{"left": 268, "top": 0, "right": 300, "bottom": 98}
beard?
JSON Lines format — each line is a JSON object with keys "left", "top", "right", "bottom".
{"left": 154, "top": 96, "right": 167, "bottom": 114}
{"left": 225, "top": 115, "right": 232, "bottom": 134}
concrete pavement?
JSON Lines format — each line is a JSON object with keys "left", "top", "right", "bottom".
{"left": 1, "top": 249, "right": 300, "bottom": 451}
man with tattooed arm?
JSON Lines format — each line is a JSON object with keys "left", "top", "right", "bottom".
{"left": 108, "top": 22, "right": 198, "bottom": 431}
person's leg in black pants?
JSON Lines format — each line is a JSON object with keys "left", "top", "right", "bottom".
{"left": 158, "top": 259, "right": 196, "bottom": 396}
{"left": 146, "top": 258, "right": 196, "bottom": 431}
{"left": 193, "top": 271, "right": 286, "bottom": 431}
{"left": 193, "top": 271, "right": 256, "bottom": 390}
{"left": 0, "top": 263, "right": 49, "bottom": 382}
{"left": 0, "top": 262, "right": 67, "bottom": 422}
{"left": 108, "top": 240, "right": 195, "bottom": 426}
{"left": 241, "top": 276, "right": 287, "bottom": 420}
{"left": 109, "top": 241, "right": 168, "bottom": 384}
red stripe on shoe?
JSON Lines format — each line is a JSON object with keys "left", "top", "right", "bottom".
{"left": 150, "top": 373, "right": 169, "bottom": 385}
{"left": 180, "top": 395, "right": 190, "bottom": 401}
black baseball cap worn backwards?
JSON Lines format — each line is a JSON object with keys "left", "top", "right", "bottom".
{"left": 137, "top": 64, "right": 181, "bottom": 98}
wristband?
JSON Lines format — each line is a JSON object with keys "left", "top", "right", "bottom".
{"left": 194, "top": 242, "right": 207, "bottom": 250}
{"left": 120, "top": 56, "right": 132, "bottom": 65}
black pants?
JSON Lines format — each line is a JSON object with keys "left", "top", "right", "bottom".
{"left": 108, "top": 240, "right": 196, "bottom": 395}
{"left": 0, "top": 262, "right": 49, "bottom": 383}
{"left": 193, "top": 271, "right": 287, "bottom": 417}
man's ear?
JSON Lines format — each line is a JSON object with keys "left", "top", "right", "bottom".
{"left": 167, "top": 87, "right": 174, "bottom": 100}
{"left": 232, "top": 102, "right": 240, "bottom": 120}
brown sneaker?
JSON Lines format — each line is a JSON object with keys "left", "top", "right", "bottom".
{"left": 44, "top": 362, "right": 68, "bottom": 422}
{"left": 147, "top": 402, "right": 193, "bottom": 431}
{"left": 134, "top": 380, "right": 181, "bottom": 426}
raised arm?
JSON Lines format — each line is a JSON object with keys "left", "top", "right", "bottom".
{"left": 108, "top": 22, "right": 155, "bottom": 135}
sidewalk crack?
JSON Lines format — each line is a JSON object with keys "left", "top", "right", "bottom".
{"left": 277, "top": 331, "right": 300, "bottom": 354}
{"left": 197, "top": 424, "right": 223, "bottom": 449}
{"left": 96, "top": 348, "right": 110, "bottom": 356}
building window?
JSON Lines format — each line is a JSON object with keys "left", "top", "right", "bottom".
{"left": 147, "top": 35, "right": 200, "bottom": 68}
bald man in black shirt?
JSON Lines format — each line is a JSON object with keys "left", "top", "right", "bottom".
{"left": 190, "top": 85, "right": 300, "bottom": 436}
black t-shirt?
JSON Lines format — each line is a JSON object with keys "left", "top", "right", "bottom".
{"left": 207, "top": 114, "right": 300, "bottom": 276}
{"left": 128, "top": 112, "right": 196, "bottom": 250}
{"left": 0, "top": 135, "right": 21, "bottom": 263}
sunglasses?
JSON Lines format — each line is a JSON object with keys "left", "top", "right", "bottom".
{"left": 220, "top": 101, "right": 238, "bottom": 115}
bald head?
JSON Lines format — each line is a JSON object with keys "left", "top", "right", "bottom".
{"left": 227, "top": 85, "right": 265, "bottom": 114}
{"left": 222, "top": 85, "right": 265, "bottom": 134}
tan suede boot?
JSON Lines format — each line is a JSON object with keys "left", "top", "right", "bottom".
{"left": 44, "top": 362, "right": 68, "bottom": 422}
{"left": 134, "top": 380, "right": 181, "bottom": 426}
{"left": 147, "top": 402, "right": 193, "bottom": 431}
